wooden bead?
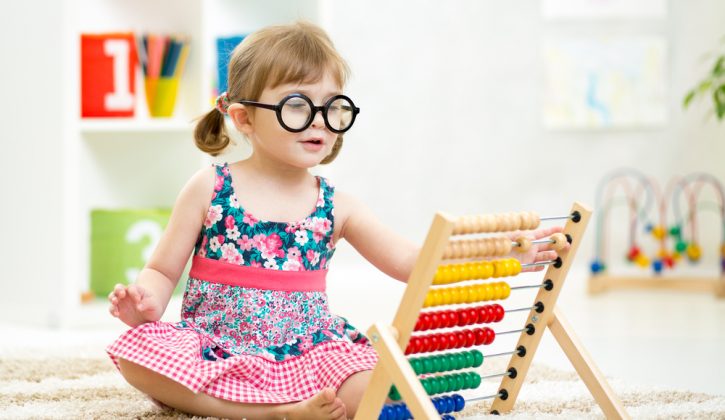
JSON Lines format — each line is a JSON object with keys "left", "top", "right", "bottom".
{"left": 550, "top": 232, "right": 568, "bottom": 251}
{"left": 500, "top": 237, "right": 512, "bottom": 255}
{"left": 518, "top": 211, "right": 531, "bottom": 230}
{"left": 528, "top": 211, "right": 540, "bottom": 230}
{"left": 515, "top": 236, "right": 532, "bottom": 252}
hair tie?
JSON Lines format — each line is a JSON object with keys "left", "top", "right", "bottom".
{"left": 215, "top": 92, "right": 231, "bottom": 114}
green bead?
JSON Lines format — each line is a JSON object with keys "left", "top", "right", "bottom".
{"left": 430, "top": 377, "right": 441, "bottom": 394}
{"left": 676, "top": 241, "right": 687, "bottom": 253}
{"left": 389, "top": 386, "right": 401, "bottom": 401}
{"left": 432, "top": 356, "right": 442, "bottom": 373}
{"left": 423, "top": 358, "right": 433, "bottom": 374}
{"left": 669, "top": 225, "right": 681, "bottom": 236}
{"left": 463, "top": 372, "right": 473, "bottom": 389}
{"left": 472, "top": 350, "right": 484, "bottom": 367}
{"left": 456, "top": 353, "right": 466, "bottom": 369}
{"left": 446, "top": 375, "right": 457, "bottom": 393}
{"left": 471, "top": 372, "right": 482, "bottom": 388}
{"left": 464, "top": 351, "right": 474, "bottom": 368}
{"left": 410, "top": 359, "right": 420, "bottom": 375}
{"left": 422, "top": 379, "right": 432, "bottom": 395}
{"left": 440, "top": 355, "right": 451, "bottom": 372}
{"left": 455, "top": 373, "right": 465, "bottom": 391}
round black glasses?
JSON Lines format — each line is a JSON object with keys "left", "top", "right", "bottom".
{"left": 237, "top": 93, "right": 360, "bottom": 133}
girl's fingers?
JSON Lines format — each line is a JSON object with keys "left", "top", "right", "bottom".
{"left": 113, "top": 284, "right": 127, "bottom": 299}
{"left": 127, "top": 284, "right": 142, "bottom": 303}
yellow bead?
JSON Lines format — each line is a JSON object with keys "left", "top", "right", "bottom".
{"left": 651, "top": 225, "right": 665, "bottom": 240}
{"left": 483, "top": 284, "right": 494, "bottom": 301}
{"left": 449, "top": 287, "right": 461, "bottom": 304}
{"left": 423, "top": 292, "right": 434, "bottom": 307}
{"left": 510, "top": 259, "right": 522, "bottom": 276}
{"left": 473, "top": 262, "right": 485, "bottom": 279}
{"left": 438, "top": 288, "right": 450, "bottom": 305}
{"left": 462, "top": 263, "right": 475, "bottom": 281}
{"left": 635, "top": 254, "right": 650, "bottom": 268}
{"left": 429, "top": 289, "right": 442, "bottom": 306}
{"left": 476, "top": 284, "right": 488, "bottom": 302}
{"left": 687, "top": 243, "right": 702, "bottom": 261}
{"left": 500, "top": 259, "right": 512, "bottom": 277}
{"left": 466, "top": 285, "right": 478, "bottom": 303}
{"left": 480, "top": 261, "right": 493, "bottom": 279}
{"left": 657, "top": 248, "right": 668, "bottom": 259}
{"left": 433, "top": 267, "right": 444, "bottom": 285}
{"left": 500, "top": 282, "right": 511, "bottom": 299}
{"left": 492, "top": 261, "right": 501, "bottom": 278}
{"left": 491, "top": 283, "right": 503, "bottom": 300}
{"left": 449, "top": 265, "right": 461, "bottom": 282}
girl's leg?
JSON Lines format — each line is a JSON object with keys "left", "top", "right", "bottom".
{"left": 335, "top": 370, "right": 373, "bottom": 417}
{"left": 117, "top": 358, "right": 346, "bottom": 420}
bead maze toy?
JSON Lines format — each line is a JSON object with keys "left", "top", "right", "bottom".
{"left": 588, "top": 169, "right": 725, "bottom": 297}
{"left": 354, "top": 203, "right": 629, "bottom": 419}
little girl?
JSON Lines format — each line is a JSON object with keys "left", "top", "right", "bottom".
{"left": 107, "top": 21, "right": 559, "bottom": 420}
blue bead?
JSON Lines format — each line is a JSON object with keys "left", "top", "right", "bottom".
{"left": 445, "top": 395, "right": 455, "bottom": 413}
{"left": 379, "top": 405, "right": 392, "bottom": 420}
{"left": 653, "top": 260, "right": 663, "bottom": 273}
{"left": 590, "top": 260, "right": 603, "bottom": 273}
{"left": 403, "top": 406, "right": 411, "bottom": 419}
{"left": 453, "top": 394, "right": 466, "bottom": 411}
{"left": 394, "top": 404, "right": 406, "bottom": 420}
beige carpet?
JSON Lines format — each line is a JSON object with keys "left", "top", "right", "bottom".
{"left": 1, "top": 357, "right": 724, "bottom": 419}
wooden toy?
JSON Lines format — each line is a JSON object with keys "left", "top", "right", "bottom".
{"left": 589, "top": 169, "right": 725, "bottom": 297}
{"left": 354, "top": 203, "right": 628, "bottom": 419}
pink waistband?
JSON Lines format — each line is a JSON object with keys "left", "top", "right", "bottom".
{"left": 188, "top": 256, "right": 327, "bottom": 292}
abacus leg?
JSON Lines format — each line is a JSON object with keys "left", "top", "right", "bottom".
{"left": 548, "top": 307, "right": 630, "bottom": 420}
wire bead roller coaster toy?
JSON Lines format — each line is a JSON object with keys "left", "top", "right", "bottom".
{"left": 588, "top": 169, "right": 725, "bottom": 297}
{"left": 353, "top": 203, "right": 629, "bottom": 420}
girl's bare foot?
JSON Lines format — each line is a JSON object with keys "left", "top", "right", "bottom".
{"left": 282, "top": 388, "right": 347, "bottom": 420}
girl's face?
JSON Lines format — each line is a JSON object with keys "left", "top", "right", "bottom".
{"left": 241, "top": 70, "right": 343, "bottom": 170}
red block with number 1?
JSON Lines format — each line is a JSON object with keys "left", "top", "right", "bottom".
{"left": 81, "top": 33, "right": 138, "bottom": 117}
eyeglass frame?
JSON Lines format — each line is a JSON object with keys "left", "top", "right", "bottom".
{"left": 236, "top": 93, "right": 360, "bottom": 134}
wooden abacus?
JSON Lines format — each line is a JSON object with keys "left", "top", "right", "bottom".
{"left": 353, "top": 203, "right": 629, "bottom": 419}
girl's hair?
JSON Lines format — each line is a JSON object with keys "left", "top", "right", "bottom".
{"left": 194, "top": 21, "right": 350, "bottom": 164}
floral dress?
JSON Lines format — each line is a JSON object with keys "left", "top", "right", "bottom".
{"left": 107, "top": 163, "right": 379, "bottom": 404}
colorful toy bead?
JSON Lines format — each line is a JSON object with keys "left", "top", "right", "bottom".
{"left": 687, "top": 243, "right": 702, "bottom": 262}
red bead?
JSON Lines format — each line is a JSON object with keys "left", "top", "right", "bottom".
{"left": 467, "top": 308, "right": 478, "bottom": 325}
{"left": 464, "top": 329, "right": 476, "bottom": 347}
{"left": 456, "top": 331, "right": 466, "bottom": 349}
{"left": 429, "top": 334, "right": 440, "bottom": 351}
{"left": 438, "top": 333, "right": 450, "bottom": 350}
{"left": 448, "top": 310, "right": 459, "bottom": 327}
{"left": 474, "top": 328, "right": 486, "bottom": 345}
{"left": 492, "top": 304, "right": 505, "bottom": 322}
{"left": 438, "top": 311, "right": 449, "bottom": 329}
{"left": 477, "top": 306, "right": 490, "bottom": 323}
{"left": 418, "top": 313, "right": 429, "bottom": 331}
{"left": 458, "top": 310, "right": 470, "bottom": 326}
{"left": 484, "top": 327, "right": 495, "bottom": 345}
{"left": 448, "top": 331, "right": 459, "bottom": 349}
{"left": 429, "top": 312, "right": 440, "bottom": 329}
{"left": 414, "top": 317, "right": 424, "bottom": 331}
{"left": 405, "top": 338, "right": 415, "bottom": 354}
{"left": 420, "top": 336, "right": 431, "bottom": 353}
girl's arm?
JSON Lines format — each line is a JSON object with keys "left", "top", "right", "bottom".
{"left": 334, "top": 191, "right": 566, "bottom": 284}
{"left": 335, "top": 191, "right": 420, "bottom": 283}
{"left": 109, "top": 167, "right": 213, "bottom": 326}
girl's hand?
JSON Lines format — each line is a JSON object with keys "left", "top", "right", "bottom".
{"left": 513, "top": 226, "right": 570, "bottom": 272}
{"left": 108, "top": 283, "right": 163, "bottom": 328}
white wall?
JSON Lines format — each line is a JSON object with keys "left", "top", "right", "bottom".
{"left": 321, "top": 0, "right": 725, "bottom": 267}
{"left": 0, "top": 2, "right": 64, "bottom": 326}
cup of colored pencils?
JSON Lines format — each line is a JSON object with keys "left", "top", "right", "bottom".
{"left": 138, "top": 33, "right": 190, "bottom": 117}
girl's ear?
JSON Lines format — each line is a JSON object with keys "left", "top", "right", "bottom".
{"left": 227, "top": 104, "right": 254, "bottom": 135}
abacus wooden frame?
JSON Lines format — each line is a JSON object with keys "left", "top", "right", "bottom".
{"left": 353, "top": 202, "right": 629, "bottom": 420}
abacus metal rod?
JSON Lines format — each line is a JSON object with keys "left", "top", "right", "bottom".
{"left": 495, "top": 327, "right": 528, "bottom": 336}
{"left": 505, "top": 305, "right": 537, "bottom": 313}
{"left": 521, "top": 259, "right": 557, "bottom": 268}
{"left": 484, "top": 350, "right": 519, "bottom": 358}
{"left": 512, "top": 238, "right": 556, "bottom": 247}
{"left": 467, "top": 391, "right": 507, "bottom": 403}
{"left": 540, "top": 215, "right": 572, "bottom": 221}
{"left": 510, "top": 283, "right": 546, "bottom": 290}
{"left": 480, "top": 371, "right": 513, "bottom": 380}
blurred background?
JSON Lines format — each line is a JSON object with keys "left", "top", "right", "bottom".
{"left": 1, "top": 0, "right": 723, "bottom": 399}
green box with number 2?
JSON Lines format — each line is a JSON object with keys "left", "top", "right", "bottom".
{"left": 90, "top": 208, "right": 186, "bottom": 297}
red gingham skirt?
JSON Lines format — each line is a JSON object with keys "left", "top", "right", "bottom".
{"left": 106, "top": 321, "right": 379, "bottom": 403}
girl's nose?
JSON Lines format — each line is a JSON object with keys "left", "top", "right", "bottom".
{"left": 310, "top": 108, "right": 326, "bottom": 129}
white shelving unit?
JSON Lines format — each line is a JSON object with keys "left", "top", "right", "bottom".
{"left": 60, "top": 0, "right": 321, "bottom": 327}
